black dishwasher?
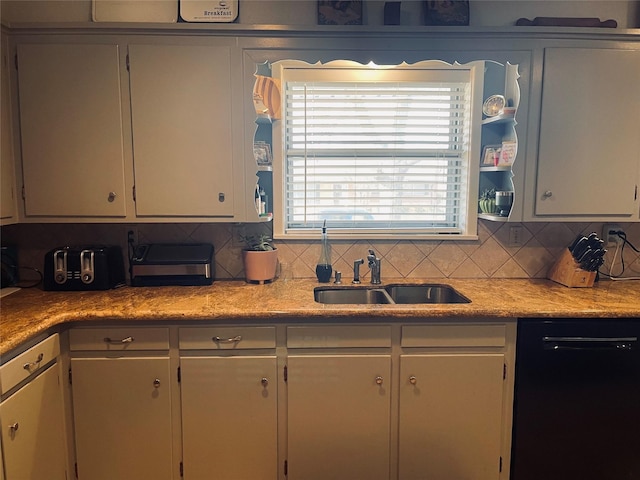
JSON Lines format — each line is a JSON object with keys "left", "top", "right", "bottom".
{"left": 511, "top": 318, "right": 640, "bottom": 480}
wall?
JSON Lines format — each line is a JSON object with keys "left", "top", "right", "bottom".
{"left": 2, "top": 221, "right": 639, "bottom": 283}
{"left": 1, "top": 0, "right": 639, "bottom": 285}
{"left": 1, "top": 0, "right": 639, "bottom": 28}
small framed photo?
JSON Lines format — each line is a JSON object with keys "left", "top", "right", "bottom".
{"left": 253, "top": 141, "right": 272, "bottom": 166}
{"left": 482, "top": 145, "right": 502, "bottom": 166}
{"left": 318, "top": 1, "right": 363, "bottom": 25}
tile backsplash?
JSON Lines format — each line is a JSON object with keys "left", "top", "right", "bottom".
{"left": 2, "top": 221, "right": 639, "bottom": 284}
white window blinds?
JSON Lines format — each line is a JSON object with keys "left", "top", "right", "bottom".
{"left": 275, "top": 61, "right": 479, "bottom": 237}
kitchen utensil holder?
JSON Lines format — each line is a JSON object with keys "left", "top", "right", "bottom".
{"left": 547, "top": 248, "right": 596, "bottom": 288}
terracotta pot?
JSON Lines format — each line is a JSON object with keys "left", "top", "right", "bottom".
{"left": 242, "top": 248, "right": 278, "bottom": 284}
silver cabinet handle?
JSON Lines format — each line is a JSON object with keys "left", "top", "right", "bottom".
{"left": 542, "top": 191, "right": 553, "bottom": 198}
{"left": 9, "top": 423, "right": 19, "bottom": 432}
{"left": 375, "top": 376, "right": 383, "bottom": 386}
{"left": 153, "top": 379, "right": 161, "bottom": 388}
{"left": 108, "top": 192, "right": 117, "bottom": 202}
{"left": 212, "top": 335, "right": 242, "bottom": 344}
{"left": 409, "top": 375, "right": 417, "bottom": 385}
{"left": 23, "top": 353, "right": 44, "bottom": 371}
{"left": 261, "top": 377, "right": 269, "bottom": 387}
{"left": 103, "top": 336, "right": 135, "bottom": 344}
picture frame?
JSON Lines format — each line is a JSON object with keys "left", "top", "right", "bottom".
{"left": 423, "top": 1, "right": 469, "bottom": 26}
{"left": 499, "top": 141, "right": 517, "bottom": 166}
{"left": 482, "top": 145, "right": 502, "bottom": 166}
{"left": 253, "top": 141, "right": 272, "bottom": 166}
{"left": 318, "top": 1, "right": 363, "bottom": 25}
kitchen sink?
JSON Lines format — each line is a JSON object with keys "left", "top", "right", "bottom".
{"left": 314, "top": 284, "right": 470, "bottom": 305}
{"left": 385, "top": 284, "right": 471, "bottom": 304}
{"left": 313, "top": 287, "right": 393, "bottom": 304}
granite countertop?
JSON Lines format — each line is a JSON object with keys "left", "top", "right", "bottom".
{"left": 1, "top": 278, "right": 639, "bottom": 355}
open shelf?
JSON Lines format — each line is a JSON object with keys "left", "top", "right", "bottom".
{"left": 478, "top": 213, "right": 509, "bottom": 222}
{"left": 480, "top": 165, "right": 512, "bottom": 172}
{"left": 482, "top": 113, "right": 516, "bottom": 125}
{"left": 478, "top": 61, "right": 519, "bottom": 222}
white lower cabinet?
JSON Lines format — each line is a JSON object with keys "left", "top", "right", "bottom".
{"left": 179, "top": 326, "right": 278, "bottom": 480}
{"left": 70, "top": 357, "right": 173, "bottom": 480}
{"left": 69, "top": 328, "right": 173, "bottom": 480}
{"left": 398, "top": 324, "right": 512, "bottom": 480}
{"left": 0, "top": 334, "right": 67, "bottom": 480}
{"left": 0, "top": 365, "right": 67, "bottom": 480}
{"left": 287, "top": 354, "right": 392, "bottom": 480}
{"left": 60, "top": 321, "right": 514, "bottom": 480}
{"left": 398, "top": 354, "right": 505, "bottom": 480}
{"left": 285, "top": 325, "right": 393, "bottom": 480}
{"left": 180, "top": 356, "right": 278, "bottom": 480}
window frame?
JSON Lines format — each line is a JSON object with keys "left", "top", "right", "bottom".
{"left": 272, "top": 59, "right": 484, "bottom": 240}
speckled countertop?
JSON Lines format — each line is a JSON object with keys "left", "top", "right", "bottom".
{"left": 1, "top": 278, "right": 639, "bottom": 355}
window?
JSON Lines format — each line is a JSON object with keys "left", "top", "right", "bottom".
{"left": 272, "top": 60, "right": 483, "bottom": 239}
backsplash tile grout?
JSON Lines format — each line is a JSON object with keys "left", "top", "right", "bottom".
{"left": 2, "top": 221, "right": 639, "bottom": 283}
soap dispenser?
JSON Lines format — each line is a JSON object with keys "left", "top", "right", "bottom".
{"left": 316, "top": 220, "right": 333, "bottom": 283}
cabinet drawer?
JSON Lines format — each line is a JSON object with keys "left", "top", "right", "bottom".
{"left": 287, "top": 326, "right": 391, "bottom": 348}
{"left": 179, "top": 327, "right": 276, "bottom": 350}
{"left": 401, "top": 324, "right": 506, "bottom": 348}
{"left": 69, "top": 327, "right": 169, "bottom": 351}
{"left": 0, "top": 334, "right": 60, "bottom": 394}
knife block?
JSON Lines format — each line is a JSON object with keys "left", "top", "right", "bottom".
{"left": 547, "top": 248, "right": 596, "bottom": 287}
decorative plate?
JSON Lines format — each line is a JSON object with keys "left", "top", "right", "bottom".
{"left": 483, "top": 94, "right": 506, "bottom": 117}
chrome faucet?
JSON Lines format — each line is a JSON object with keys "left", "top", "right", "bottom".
{"left": 367, "top": 249, "right": 381, "bottom": 285}
{"left": 352, "top": 259, "right": 364, "bottom": 284}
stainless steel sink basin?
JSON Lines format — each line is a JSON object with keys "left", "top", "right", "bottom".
{"left": 385, "top": 284, "right": 470, "bottom": 304}
{"left": 313, "top": 287, "right": 393, "bottom": 304}
{"left": 314, "top": 284, "right": 470, "bottom": 304}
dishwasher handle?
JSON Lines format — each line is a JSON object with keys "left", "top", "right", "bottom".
{"left": 543, "top": 336, "right": 637, "bottom": 351}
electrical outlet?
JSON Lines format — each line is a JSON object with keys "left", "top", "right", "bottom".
{"left": 508, "top": 226, "right": 523, "bottom": 247}
{"left": 602, "top": 224, "right": 623, "bottom": 247}
{"left": 127, "top": 228, "right": 139, "bottom": 247}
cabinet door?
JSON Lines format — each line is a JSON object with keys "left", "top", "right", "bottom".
{"left": 1, "top": 34, "right": 16, "bottom": 223}
{"left": 128, "top": 44, "right": 234, "bottom": 217}
{"left": 536, "top": 48, "right": 640, "bottom": 217}
{"left": 16, "top": 43, "right": 127, "bottom": 217}
{"left": 287, "top": 355, "right": 391, "bottom": 480}
{"left": 0, "top": 365, "right": 67, "bottom": 480}
{"left": 180, "top": 356, "right": 277, "bottom": 480}
{"left": 70, "top": 357, "right": 173, "bottom": 480}
{"left": 399, "top": 354, "right": 505, "bottom": 480}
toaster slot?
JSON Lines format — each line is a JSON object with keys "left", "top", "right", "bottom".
{"left": 54, "top": 250, "right": 68, "bottom": 284}
{"left": 80, "top": 250, "right": 95, "bottom": 284}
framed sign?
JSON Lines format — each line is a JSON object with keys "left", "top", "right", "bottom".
{"left": 499, "top": 141, "right": 517, "bottom": 166}
{"left": 180, "top": 0, "right": 239, "bottom": 22}
{"left": 318, "top": 1, "right": 363, "bottom": 25}
{"left": 424, "top": 1, "right": 469, "bottom": 26}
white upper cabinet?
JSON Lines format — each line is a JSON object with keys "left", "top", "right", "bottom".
{"left": 16, "top": 43, "right": 127, "bottom": 217}
{"left": 535, "top": 47, "right": 640, "bottom": 218}
{"left": 128, "top": 44, "right": 234, "bottom": 217}
{"left": 1, "top": 34, "right": 16, "bottom": 224}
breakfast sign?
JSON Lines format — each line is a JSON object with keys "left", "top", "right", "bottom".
{"left": 180, "top": 0, "right": 239, "bottom": 22}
